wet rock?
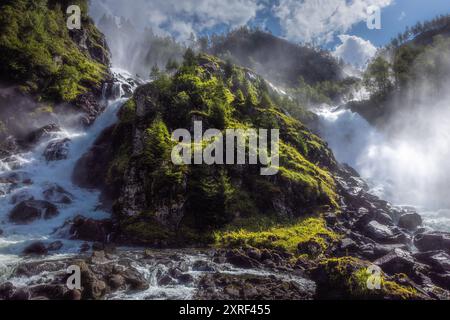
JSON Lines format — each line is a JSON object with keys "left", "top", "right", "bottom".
{"left": 79, "top": 243, "right": 90, "bottom": 253}
{"left": 0, "top": 228, "right": 3, "bottom": 236}
{"left": 414, "top": 232, "right": 450, "bottom": 253}
{"left": 47, "top": 241, "right": 63, "bottom": 251}
{"left": 10, "top": 288, "right": 30, "bottom": 300}
{"left": 89, "top": 250, "right": 108, "bottom": 265}
{"left": 246, "top": 248, "right": 262, "bottom": 261}
{"left": 398, "top": 212, "right": 422, "bottom": 231}
{"left": 121, "top": 269, "right": 149, "bottom": 291}
{"left": 23, "top": 242, "right": 48, "bottom": 256}
{"left": 192, "top": 260, "right": 215, "bottom": 272}
{"left": 195, "top": 273, "right": 315, "bottom": 300}
{"left": 0, "top": 171, "right": 32, "bottom": 185}
{"left": 75, "top": 92, "right": 105, "bottom": 127}
{"left": 9, "top": 200, "right": 59, "bottom": 224}
{"left": 42, "top": 183, "right": 73, "bottom": 204}
{"left": 69, "top": 215, "right": 112, "bottom": 242}
{"left": 10, "top": 190, "right": 34, "bottom": 205}
{"left": 19, "top": 124, "right": 60, "bottom": 148}
{"left": 226, "top": 250, "right": 260, "bottom": 269}
{"left": 374, "top": 248, "right": 416, "bottom": 276}
{"left": 0, "top": 282, "right": 15, "bottom": 300}
{"left": 30, "top": 284, "right": 68, "bottom": 300}
{"left": 414, "top": 251, "right": 450, "bottom": 273}
{"left": 158, "top": 274, "right": 175, "bottom": 286}
{"left": 43, "top": 138, "right": 71, "bottom": 161}
{"left": 65, "top": 289, "right": 82, "bottom": 300}
{"left": 365, "top": 220, "right": 394, "bottom": 240}
{"left": 108, "top": 274, "right": 126, "bottom": 290}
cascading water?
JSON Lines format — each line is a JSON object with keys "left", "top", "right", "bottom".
{"left": 0, "top": 70, "right": 134, "bottom": 272}
{"left": 314, "top": 102, "right": 450, "bottom": 232}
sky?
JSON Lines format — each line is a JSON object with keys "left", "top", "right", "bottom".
{"left": 89, "top": 0, "right": 450, "bottom": 68}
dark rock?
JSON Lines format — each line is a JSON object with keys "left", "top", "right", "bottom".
{"left": 43, "top": 138, "right": 71, "bottom": 161}
{"left": 10, "top": 190, "right": 34, "bottom": 205}
{"left": 23, "top": 242, "right": 48, "bottom": 256}
{"left": 69, "top": 215, "right": 112, "bottom": 242}
{"left": 226, "top": 250, "right": 260, "bottom": 269}
{"left": 365, "top": 220, "right": 394, "bottom": 240}
{"left": 108, "top": 274, "right": 126, "bottom": 290}
{"left": 121, "top": 269, "right": 149, "bottom": 291}
{"left": 0, "top": 171, "right": 32, "bottom": 185}
{"left": 246, "top": 248, "right": 262, "bottom": 261}
{"left": 47, "top": 241, "right": 63, "bottom": 251}
{"left": 30, "top": 284, "right": 68, "bottom": 300}
{"left": 19, "top": 124, "right": 60, "bottom": 148}
{"left": 374, "top": 248, "right": 416, "bottom": 276}
{"left": 0, "top": 282, "right": 15, "bottom": 300}
{"left": 0, "top": 228, "right": 3, "bottom": 236}
{"left": 74, "top": 92, "right": 105, "bottom": 127}
{"left": 414, "top": 251, "right": 450, "bottom": 273}
{"left": 10, "top": 288, "right": 30, "bottom": 300}
{"left": 398, "top": 212, "right": 422, "bottom": 231}
{"left": 192, "top": 260, "right": 216, "bottom": 272}
{"left": 65, "top": 289, "right": 82, "bottom": 300}
{"left": 9, "top": 200, "right": 59, "bottom": 224}
{"left": 90, "top": 250, "right": 107, "bottom": 264}
{"left": 414, "top": 232, "right": 450, "bottom": 253}
{"left": 177, "top": 273, "right": 194, "bottom": 285}
{"left": 42, "top": 183, "right": 73, "bottom": 204}
{"left": 79, "top": 243, "right": 90, "bottom": 253}
{"left": 297, "top": 240, "right": 322, "bottom": 257}
{"left": 158, "top": 274, "right": 175, "bottom": 286}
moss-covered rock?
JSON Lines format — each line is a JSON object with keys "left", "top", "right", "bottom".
{"left": 98, "top": 53, "right": 340, "bottom": 245}
{"left": 311, "top": 256, "right": 423, "bottom": 300}
{"left": 0, "top": 0, "right": 110, "bottom": 102}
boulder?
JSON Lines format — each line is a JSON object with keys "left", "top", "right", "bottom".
{"left": 414, "top": 251, "right": 450, "bottom": 273}
{"left": 398, "top": 212, "right": 422, "bottom": 231}
{"left": 19, "top": 124, "right": 60, "bottom": 148}
{"left": 47, "top": 241, "right": 63, "bottom": 251}
{"left": 108, "top": 274, "right": 126, "bottom": 290}
{"left": 43, "top": 138, "right": 71, "bottom": 161}
{"left": 414, "top": 231, "right": 450, "bottom": 253}
{"left": 11, "top": 190, "right": 34, "bottom": 205}
{"left": 374, "top": 248, "right": 416, "bottom": 275}
{"left": 23, "top": 242, "right": 48, "bottom": 256}
{"left": 9, "top": 200, "right": 59, "bottom": 224}
{"left": 226, "top": 250, "right": 260, "bottom": 269}
{"left": 42, "top": 183, "right": 73, "bottom": 204}
{"left": 365, "top": 220, "right": 394, "bottom": 240}
{"left": 69, "top": 215, "right": 112, "bottom": 242}
{"left": 192, "top": 260, "right": 216, "bottom": 272}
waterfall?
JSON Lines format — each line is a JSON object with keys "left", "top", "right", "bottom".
{"left": 315, "top": 103, "right": 450, "bottom": 232}
{"left": 0, "top": 70, "right": 134, "bottom": 267}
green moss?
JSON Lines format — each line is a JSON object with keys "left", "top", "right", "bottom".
{"left": 118, "top": 98, "right": 137, "bottom": 123}
{"left": 316, "top": 257, "right": 420, "bottom": 300}
{"left": 214, "top": 216, "right": 339, "bottom": 254}
{"left": 0, "top": 0, "right": 108, "bottom": 102}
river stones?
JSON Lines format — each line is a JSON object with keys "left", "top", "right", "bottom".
{"left": 9, "top": 200, "right": 59, "bottom": 224}
{"left": 414, "top": 231, "right": 450, "bottom": 253}
{"left": 23, "top": 242, "right": 48, "bottom": 256}
{"left": 398, "top": 212, "right": 422, "bottom": 231}
{"left": 42, "top": 183, "right": 73, "bottom": 204}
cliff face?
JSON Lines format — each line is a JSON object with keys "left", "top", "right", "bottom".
{"left": 0, "top": 0, "right": 111, "bottom": 156}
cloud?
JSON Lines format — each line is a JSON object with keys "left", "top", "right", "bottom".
{"left": 89, "top": 0, "right": 262, "bottom": 41}
{"left": 333, "top": 34, "right": 377, "bottom": 69}
{"left": 273, "top": 0, "right": 393, "bottom": 44}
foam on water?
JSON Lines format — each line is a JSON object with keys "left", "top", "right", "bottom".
{"left": 314, "top": 103, "right": 450, "bottom": 231}
{"left": 0, "top": 71, "right": 132, "bottom": 268}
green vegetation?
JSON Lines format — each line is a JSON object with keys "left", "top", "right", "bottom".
{"left": 316, "top": 257, "right": 420, "bottom": 300}
{"left": 0, "top": 0, "right": 108, "bottom": 102}
{"left": 111, "top": 51, "right": 339, "bottom": 244}
{"left": 214, "top": 215, "right": 339, "bottom": 255}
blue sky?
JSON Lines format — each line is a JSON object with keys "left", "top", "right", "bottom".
{"left": 90, "top": 0, "right": 450, "bottom": 67}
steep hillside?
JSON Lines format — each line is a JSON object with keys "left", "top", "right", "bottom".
{"left": 0, "top": 0, "right": 111, "bottom": 157}
{"left": 208, "top": 28, "right": 343, "bottom": 88}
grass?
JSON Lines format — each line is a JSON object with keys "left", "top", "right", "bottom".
{"left": 214, "top": 215, "right": 339, "bottom": 255}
